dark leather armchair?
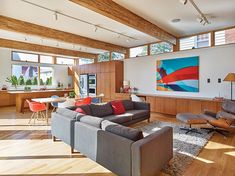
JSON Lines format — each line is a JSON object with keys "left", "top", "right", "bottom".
{"left": 203, "top": 100, "right": 235, "bottom": 136}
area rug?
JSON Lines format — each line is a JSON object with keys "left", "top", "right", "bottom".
{"left": 138, "top": 121, "right": 213, "bottom": 176}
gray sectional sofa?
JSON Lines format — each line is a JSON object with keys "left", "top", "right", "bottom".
{"left": 51, "top": 100, "right": 173, "bottom": 176}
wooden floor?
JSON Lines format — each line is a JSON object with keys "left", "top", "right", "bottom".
{"left": 0, "top": 107, "right": 234, "bottom": 176}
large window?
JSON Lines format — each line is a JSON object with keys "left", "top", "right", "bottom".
{"left": 215, "top": 28, "right": 235, "bottom": 46}
{"left": 56, "top": 57, "right": 75, "bottom": 65}
{"left": 11, "top": 65, "right": 53, "bottom": 86}
{"left": 150, "top": 42, "right": 173, "bottom": 55}
{"left": 12, "top": 52, "right": 39, "bottom": 62}
{"left": 12, "top": 65, "right": 39, "bottom": 85}
{"left": 98, "top": 52, "right": 110, "bottom": 62}
{"left": 111, "top": 52, "right": 125, "bottom": 60}
{"left": 79, "top": 58, "right": 94, "bottom": 65}
{"left": 40, "top": 67, "right": 53, "bottom": 85}
{"left": 130, "top": 45, "right": 148, "bottom": 57}
{"left": 180, "top": 33, "right": 211, "bottom": 50}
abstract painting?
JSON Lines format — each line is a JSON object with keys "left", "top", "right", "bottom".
{"left": 157, "top": 56, "right": 199, "bottom": 92}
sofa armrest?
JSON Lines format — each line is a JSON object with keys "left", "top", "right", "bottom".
{"left": 133, "top": 102, "right": 150, "bottom": 111}
{"left": 131, "top": 126, "right": 173, "bottom": 176}
{"left": 203, "top": 110, "right": 217, "bottom": 118}
{"left": 96, "top": 130, "right": 134, "bottom": 176}
{"left": 51, "top": 113, "right": 76, "bottom": 147}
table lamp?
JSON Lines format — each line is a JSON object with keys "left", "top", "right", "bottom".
{"left": 224, "top": 73, "right": 235, "bottom": 100}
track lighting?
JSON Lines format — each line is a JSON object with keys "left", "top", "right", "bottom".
{"left": 24, "top": 37, "right": 27, "bottom": 41}
{"left": 54, "top": 11, "right": 58, "bottom": 21}
{"left": 21, "top": 0, "right": 137, "bottom": 42}
{"left": 179, "top": 0, "right": 187, "bottom": 5}
{"left": 196, "top": 17, "right": 203, "bottom": 23}
{"left": 94, "top": 25, "right": 98, "bottom": 32}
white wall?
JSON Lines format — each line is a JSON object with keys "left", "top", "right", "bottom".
{"left": 124, "top": 44, "right": 235, "bottom": 99}
{"left": 0, "top": 48, "right": 71, "bottom": 89}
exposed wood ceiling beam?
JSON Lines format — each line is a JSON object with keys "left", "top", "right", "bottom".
{"left": 69, "top": 0, "right": 177, "bottom": 45}
{"left": 0, "top": 38, "right": 97, "bottom": 59}
{"left": 0, "top": 15, "right": 127, "bottom": 54}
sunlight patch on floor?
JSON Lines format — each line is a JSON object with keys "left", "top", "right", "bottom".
{"left": 204, "top": 141, "right": 235, "bottom": 150}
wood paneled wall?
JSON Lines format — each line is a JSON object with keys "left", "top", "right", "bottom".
{"left": 75, "top": 61, "right": 124, "bottom": 102}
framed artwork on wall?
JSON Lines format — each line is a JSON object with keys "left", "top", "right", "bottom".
{"left": 156, "top": 56, "right": 199, "bottom": 92}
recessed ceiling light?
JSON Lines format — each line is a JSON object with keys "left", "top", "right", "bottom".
{"left": 171, "top": 19, "right": 181, "bottom": 23}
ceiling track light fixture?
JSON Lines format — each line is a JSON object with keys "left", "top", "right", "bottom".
{"left": 21, "top": 0, "right": 137, "bottom": 41}
{"left": 179, "top": 0, "right": 187, "bottom": 5}
{"left": 24, "top": 37, "right": 27, "bottom": 41}
{"left": 94, "top": 25, "right": 98, "bottom": 32}
{"left": 54, "top": 11, "right": 58, "bottom": 21}
{"left": 180, "top": 0, "right": 210, "bottom": 26}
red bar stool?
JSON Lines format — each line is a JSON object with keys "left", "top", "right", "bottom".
{"left": 26, "top": 99, "right": 46, "bottom": 125}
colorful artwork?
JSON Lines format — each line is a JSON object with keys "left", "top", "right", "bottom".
{"left": 157, "top": 56, "right": 199, "bottom": 92}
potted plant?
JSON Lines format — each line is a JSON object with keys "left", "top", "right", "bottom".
{"left": 6, "top": 75, "right": 18, "bottom": 89}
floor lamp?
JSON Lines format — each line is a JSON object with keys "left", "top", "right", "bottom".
{"left": 223, "top": 73, "right": 235, "bottom": 100}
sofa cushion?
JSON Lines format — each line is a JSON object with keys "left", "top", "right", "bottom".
{"left": 103, "top": 113, "right": 132, "bottom": 124}
{"left": 56, "top": 108, "right": 83, "bottom": 119}
{"left": 122, "top": 100, "right": 134, "bottom": 111}
{"left": 79, "top": 105, "right": 92, "bottom": 115}
{"left": 111, "top": 100, "right": 126, "bottom": 115}
{"left": 79, "top": 115, "right": 103, "bottom": 128}
{"left": 126, "top": 110, "right": 149, "bottom": 120}
{"left": 101, "top": 120, "right": 143, "bottom": 141}
{"left": 222, "top": 100, "right": 235, "bottom": 114}
{"left": 90, "top": 103, "right": 113, "bottom": 117}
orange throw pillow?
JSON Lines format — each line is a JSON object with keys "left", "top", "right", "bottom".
{"left": 111, "top": 101, "right": 126, "bottom": 115}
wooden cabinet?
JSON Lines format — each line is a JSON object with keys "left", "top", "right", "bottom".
{"left": 76, "top": 61, "right": 124, "bottom": 102}
{"left": 176, "top": 99, "right": 189, "bottom": 113}
{"left": 0, "top": 91, "right": 16, "bottom": 107}
{"left": 146, "top": 96, "right": 156, "bottom": 112}
{"left": 144, "top": 95, "right": 222, "bottom": 116}
{"left": 188, "top": 100, "right": 202, "bottom": 114}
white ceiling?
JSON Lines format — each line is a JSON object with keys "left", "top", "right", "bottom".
{"left": 114, "top": 0, "right": 235, "bottom": 37}
{"left": 0, "top": 0, "right": 158, "bottom": 49}
{"left": 0, "top": 0, "right": 234, "bottom": 55}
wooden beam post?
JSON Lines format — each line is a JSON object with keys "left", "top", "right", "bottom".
{"left": 0, "top": 38, "right": 97, "bottom": 58}
{"left": 70, "top": 0, "right": 176, "bottom": 44}
{"left": 0, "top": 15, "right": 127, "bottom": 54}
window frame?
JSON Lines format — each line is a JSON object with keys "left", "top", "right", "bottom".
{"left": 39, "top": 55, "right": 55, "bottom": 64}
{"left": 214, "top": 27, "right": 235, "bottom": 46}
{"left": 11, "top": 51, "right": 39, "bottom": 63}
{"left": 179, "top": 32, "right": 211, "bottom": 51}
{"left": 129, "top": 45, "right": 148, "bottom": 58}
{"left": 11, "top": 64, "right": 54, "bottom": 86}
{"left": 56, "top": 56, "right": 75, "bottom": 65}
{"left": 149, "top": 42, "right": 173, "bottom": 55}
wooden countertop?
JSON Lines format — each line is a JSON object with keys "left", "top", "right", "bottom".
{"left": 8, "top": 89, "right": 74, "bottom": 94}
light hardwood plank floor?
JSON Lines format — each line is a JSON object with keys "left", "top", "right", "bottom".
{"left": 0, "top": 107, "right": 234, "bottom": 176}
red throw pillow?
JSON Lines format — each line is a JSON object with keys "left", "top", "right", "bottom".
{"left": 75, "top": 107, "right": 86, "bottom": 114}
{"left": 111, "top": 101, "right": 126, "bottom": 115}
